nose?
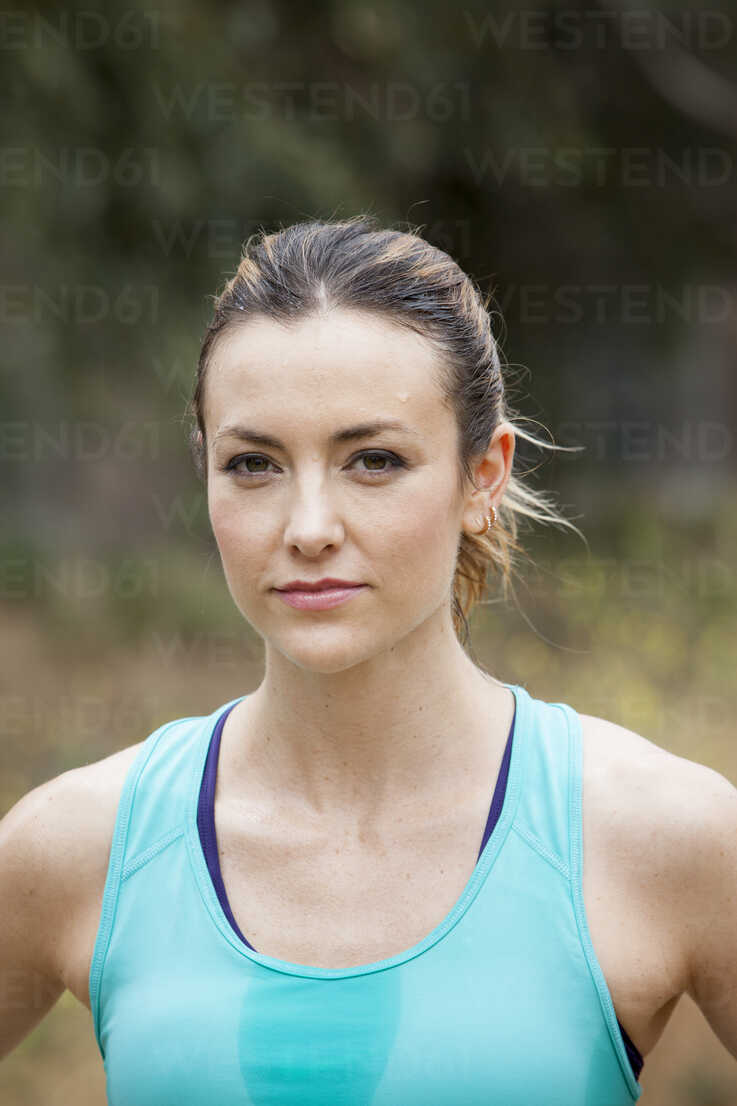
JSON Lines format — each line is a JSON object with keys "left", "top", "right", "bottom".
{"left": 282, "top": 491, "right": 346, "bottom": 556}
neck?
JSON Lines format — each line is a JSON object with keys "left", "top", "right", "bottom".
{"left": 226, "top": 608, "right": 513, "bottom": 822}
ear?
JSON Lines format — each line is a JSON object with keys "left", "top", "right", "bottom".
{"left": 461, "top": 421, "right": 515, "bottom": 535}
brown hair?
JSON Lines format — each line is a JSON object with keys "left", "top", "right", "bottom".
{"left": 188, "top": 214, "right": 584, "bottom": 650}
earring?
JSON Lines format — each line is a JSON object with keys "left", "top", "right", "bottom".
{"left": 475, "top": 504, "right": 497, "bottom": 535}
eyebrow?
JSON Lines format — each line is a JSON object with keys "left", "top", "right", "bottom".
{"left": 212, "top": 419, "right": 421, "bottom": 449}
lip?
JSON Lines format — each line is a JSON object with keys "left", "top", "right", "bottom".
{"left": 274, "top": 585, "right": 367, "bottom": 611}
{"left": 275, "top": 578, "right": 363, "bottom": 592}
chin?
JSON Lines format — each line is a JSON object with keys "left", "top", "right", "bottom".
{"left": 275, "top": 648, "right": 374, "bottom": 676}
{"left": 266, "top": 624, "right": 394, "bottom": 675}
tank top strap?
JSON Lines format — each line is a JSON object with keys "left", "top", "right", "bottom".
{"left": 507, "top": 684, "right": 574, "bottom": 880}
{"left": 108, "top": 702, "right": 242, "bottom": 883}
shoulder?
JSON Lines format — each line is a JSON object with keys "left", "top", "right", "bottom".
{"left": 576, "top": 709, "right": 736, "bottom": 860}
{"left": 577, "top": 709, "right": 735, "bottom": 826}
{"left": 0, "top": 704, "right": 210, "bottom": 916}
{"left": 0, "top": 741, "right": 147, "bottom": 974}
{"left": 578, "top": 710, "right": 737, "bottom": 984}
{"left": 577, "top": 709, "right": 689, "bottom": 794}
{"left": 1, "top": 740, "right": 147, "bottom": 868}
{"left": 1, "top": 707, "right": 206, "bottom": 865}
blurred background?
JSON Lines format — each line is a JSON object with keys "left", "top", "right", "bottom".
{"left": 1, "top": 0, "right": 736, "bottom": 1102}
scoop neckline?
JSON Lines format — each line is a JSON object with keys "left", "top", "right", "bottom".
{"left": 185, "top": 681, "right": 529, "bottom": 979}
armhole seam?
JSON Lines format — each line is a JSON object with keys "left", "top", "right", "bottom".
{"left": 88, "top": 717, "right": 197, "bottom": 1060}
{"left": 511, "top": 821, "right": 570, "bottom": 880}
{"left": 562, "top": 701, "right": 643, "bottom": 1101}
{"left": 121, "top": 824, "right": 185, "bottom": 883}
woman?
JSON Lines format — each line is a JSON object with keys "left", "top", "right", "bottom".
{"left": 2, "top": 216, "right": 737, "bottom": 1105}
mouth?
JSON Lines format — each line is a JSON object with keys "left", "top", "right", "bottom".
{"left": 272, "top": 583, "right": 360, "bottom": 592}
{"left": 273, "top": 584, "right": 367, "bottom": 610}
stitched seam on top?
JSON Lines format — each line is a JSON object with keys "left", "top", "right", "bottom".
{"left": 512, "top": 821, "right": 570, "bottom": 880}
{"left": 121, "top": 824, "right": 185, "bottom": 882}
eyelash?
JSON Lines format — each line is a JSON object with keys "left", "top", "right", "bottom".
{"left": 221, "top": 450, "right": 407, "bottom": 480}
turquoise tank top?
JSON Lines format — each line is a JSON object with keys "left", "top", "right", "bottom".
{"left": 89, "top": 682, "right": 644, "bottom": 1104}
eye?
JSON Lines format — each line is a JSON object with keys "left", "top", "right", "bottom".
{"left": 222, "top": 450, "right": 407, "bottom": 479}
{"left": 351, "top": 451, "right": 406, "bottom": 476}
{"left": 225, "top": 454, "right": 273, "bottom": 476}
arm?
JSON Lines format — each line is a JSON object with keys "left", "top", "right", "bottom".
{"left": 0, "top": 777, "right": 74, "bottom": 1059}
{"left": 680, "top": 762, "right": 737, "bottom": 1059}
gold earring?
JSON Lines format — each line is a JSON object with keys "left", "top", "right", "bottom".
{"left": 475, "top": 504, "right": 497, "bottom": 535}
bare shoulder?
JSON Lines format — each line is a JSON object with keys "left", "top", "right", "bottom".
{"left": 574, "top": 711, "right": 737, "bottom": 1052}
{"left": 0, "top": 741, "right": 147, "bottom": 999}
{"left": 1, "top": 739, "right": 147, "bottom": 866}
{"left": 577, "top": 709, "right": 736, "bottom": 825}
{"left": 578, "top": 710, "right": 737, "bottom": 969}
{"left": 578, "top": 712, "right": 681, "bottom": 873}
{"left": 580, "top": 711, "right": 737, "bottom": 1061}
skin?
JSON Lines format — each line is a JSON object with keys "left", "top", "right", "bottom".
{"left": 203, "top": 306, "right": 516, "bottom": 823}
{"left": 4, "top": 305, "right": 737, "bottom": 1075}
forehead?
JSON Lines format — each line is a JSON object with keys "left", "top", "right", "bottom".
{"left": 204, "top": 309, "right": 450, "bottom": 434}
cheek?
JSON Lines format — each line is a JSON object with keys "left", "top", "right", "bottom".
{"left": 208, "top": 490, "right": 258, "bottom": 566}
{"left": 391, "top": 507, "right": 434, "bottom": 556}
{"left": 208, "top": 488, "right": 232, "bottom": 547}
{"left": 384, "top": 491, "right": 458, "bottom": 585}
{"left": 207, "top": 481, "right": 459, "bottom": 593}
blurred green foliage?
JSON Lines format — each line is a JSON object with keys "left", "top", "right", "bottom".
{"left": 2, "top": 0, "right": 737, "bottom": 1102}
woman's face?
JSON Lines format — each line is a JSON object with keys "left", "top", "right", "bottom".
{"left": 204, "top": 308, "right": 511, "bottom": 674}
